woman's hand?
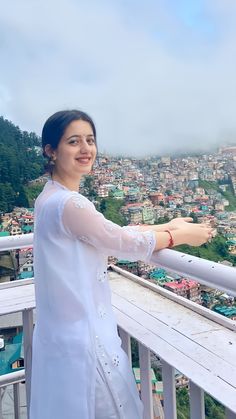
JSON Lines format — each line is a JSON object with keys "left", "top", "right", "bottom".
{"left": 166, "top": 217, "right": 193, "bottom": 230}
{"left": 153, "top": 222, "right": 216, "bottom": 251}
{"left": 172, "top": 224, "right": 216, "bottom": 247}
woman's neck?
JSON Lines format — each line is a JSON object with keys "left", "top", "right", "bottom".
{"left": 51, "top": 174, "right": 80, "bottom": 192}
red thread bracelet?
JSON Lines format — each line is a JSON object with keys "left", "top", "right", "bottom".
{"left": 164, "top": 230, "right": 174, "bottom": 248}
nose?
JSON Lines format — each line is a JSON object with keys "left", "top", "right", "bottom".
{"left": 80, "top": 138, "right": 90, "bottom": 153}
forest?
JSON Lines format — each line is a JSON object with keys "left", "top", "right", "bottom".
{"left": 0, "top": 116, "right": 44, "bottom": 212}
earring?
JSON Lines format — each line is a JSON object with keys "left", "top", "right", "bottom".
{"left": 49, "top": 156, "right": 56, "bottom": 167}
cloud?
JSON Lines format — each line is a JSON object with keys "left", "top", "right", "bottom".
{"left": 0, "top": 0, "right": 236, "bottom": 156}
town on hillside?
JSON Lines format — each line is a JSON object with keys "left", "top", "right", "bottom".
{"left": 1, "top": 145, "right": 236, "bottom": 306}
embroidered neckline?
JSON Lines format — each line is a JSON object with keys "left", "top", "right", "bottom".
{"left": 47, "top": 179, "right": 79, "bottom": 193}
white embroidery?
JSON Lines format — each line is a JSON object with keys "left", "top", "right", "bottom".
{"left": 98, "top": 303, "right": 107, "bottom": 318}
{"left": 71, "top": 194, "right": 89, "bottom": 209}
{"left": 104, "top": 220, "right": 115, "bottom": 232}
{"left": 77, "top": 235, "right": 92, "bottom": 245}
{"left": 112, "top": 354, "right": 120, "bottom": 367}
{"left": 97, "top": 269, "right": 107, "bottom": 283}
{"left": 95, "top": 336, "right": 124, "bottom": 413}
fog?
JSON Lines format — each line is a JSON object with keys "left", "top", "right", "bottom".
{"left": 1, "top": 0, "right": 236, "bottom": 156}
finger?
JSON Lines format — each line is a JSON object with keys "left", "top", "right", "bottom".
{"left": 182, "top": 217, "right": 193, "bottom": 222}
{"left": 207, "top": 228, "right": 214, "bottom": 240}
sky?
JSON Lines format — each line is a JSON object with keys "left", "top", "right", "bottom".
{"left": 1, "top": 0, "right": 236, "bottom": 156}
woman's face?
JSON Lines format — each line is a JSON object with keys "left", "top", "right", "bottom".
{"left": 52, "top": 119, "right": 97, "bottom": 182}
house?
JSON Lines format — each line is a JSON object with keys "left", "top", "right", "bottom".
{"left": 0, "top": 333, "right": 24, "bottom": 375}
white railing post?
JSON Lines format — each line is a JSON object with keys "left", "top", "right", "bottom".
{"left": 139, "top": 343, "right": 154, "bottom": 419}
{"left": 118, "top": 327, "right": 132, "bottom": 363}
{"left": 226, "top": 408, "right": 236, "bottom": 419}
{"left": 13, "top": 383, "right": 20, "bottom": 419}
{"left": 162, "top": 360, "right": 177, "bottom": 419}
{"left": 22, "top": 308, "right": 34, "bottom": 419}
{"left": 0, "top": 387, "right": 3, "bottom": 419}
{"left": 189, "top": 381, "right": 204, "bottom": 419}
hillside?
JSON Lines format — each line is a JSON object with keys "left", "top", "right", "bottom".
{"left": 199, "top": 179, "right": 236, "bottom": 211}
{"left": 0, "top": 116, "right": 44, "bottom": 212}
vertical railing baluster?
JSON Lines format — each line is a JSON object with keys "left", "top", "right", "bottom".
{"left": 22, "top": 308, "right": 34, "bottom": 419}
{"left": 226, "top": 408, "right": 236, "bottom": 419}
{"left": 118, "top": 327, "right": 132, "bottom": 363}
{"left": 13, "top": 383, "right": 20, "bottom": 419}
{"left": 162, "top": 360, "right": 177, "bottom": 419}
{"left": 189, "top": 381, "right": 204, "bottom": 419}
{"left": 0, "top": 387, "right": 3, "bottom": 419}
{"left": 139, "top": 343, "right": 154, "bottom": 419}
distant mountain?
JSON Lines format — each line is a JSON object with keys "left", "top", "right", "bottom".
{"left": 0, "top": 116, "right": 44, "bottom": 212}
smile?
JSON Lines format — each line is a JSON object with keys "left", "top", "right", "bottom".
{"left": 76, "top": 157, "right": 91, "bottom": 164}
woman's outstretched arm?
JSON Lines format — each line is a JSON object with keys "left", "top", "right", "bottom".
{"left": 61, "top": 194, "right": 214, "bottom": 260}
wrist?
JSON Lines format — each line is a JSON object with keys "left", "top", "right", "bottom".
{"left": 155, "top": 222, "right": 170, "bottom": 232}
{"left": 164, "top": 230, "right": 174, "bottom": 247}
{"left": 170, "top": 230, "right": 187, "bottom": 246}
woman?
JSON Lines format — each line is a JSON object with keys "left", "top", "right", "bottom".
{"left": 30, "top": 110, "right": 214, "bottom": 419}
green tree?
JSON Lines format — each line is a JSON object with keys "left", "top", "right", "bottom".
{"left": 0, "top": 116, "right": 44, "bottom": 210}
{"left": 157, "top": 216, "right": 170, "bottom": 224}
{"left": 205, "top": 395, "right": 224, "bottom": 419}
{"left": 83, "top": 175, "right": 97, "bottom": 199}
{"left": 98, "top": 197, "right": 126, "bottom": 226}
{"left": 175, "top": 235, "right": 236, "bottom": 266}
{"left": 0, "top": 183, "right": 16, "bottom": 212}
{"left": 24, "top": 184, "right": 44, "bottom": 206}
{"left": 189, "top": 212, "right": 198, "bottom": 223}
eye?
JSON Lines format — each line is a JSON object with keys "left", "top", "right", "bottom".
{"left": 87, "top": 137, "right": 95, "bottom": 145}
{"left": 68, "top": 138, "right": 79, "bottom": 145}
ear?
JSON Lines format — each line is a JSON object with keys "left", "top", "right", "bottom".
{"left": 44, "top": 144, "right": 55, "bottom": 158}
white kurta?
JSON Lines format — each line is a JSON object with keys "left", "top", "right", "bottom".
{"left": 30, "top": 180, "right": 156, "bottom": 419}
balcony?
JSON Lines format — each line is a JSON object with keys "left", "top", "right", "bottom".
{"left": 0, "top": 233, "right": 236, "bottom": 419}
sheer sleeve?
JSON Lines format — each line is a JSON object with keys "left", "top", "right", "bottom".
{"left": 122, "top": 225, "right": 141, "bottom": 232}
{"left": 61, "top": 193, "right": 156, "bottom": 262}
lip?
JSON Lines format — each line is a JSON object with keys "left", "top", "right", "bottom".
{"left": 75, "top": 157, "right": 92, "bottom": 164}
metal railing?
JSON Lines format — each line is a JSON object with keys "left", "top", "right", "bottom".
{"left": 0, "top": 233, "right": 236, "bottom": 419}
{"left": 0, "top": 371, "right": 25, "bottom": 419}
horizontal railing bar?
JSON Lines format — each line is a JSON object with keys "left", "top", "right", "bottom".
{"left": 1, "top": 234, "right": 235, "bottom": 296}
{"left": 151, "top": 249, "right": 236, "bottom": 296}
{"left": 0, "top": 279, "right": 33, "bottom": 290}
{"left": 0, "top": 370, "right": 25, "bottom": 387}
{"left": 0, "top": 233, "right": 33, "bottom": 251}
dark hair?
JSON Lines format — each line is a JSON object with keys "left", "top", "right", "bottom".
{"left": 42, "top": 109, "right": 97, "bottom": 158}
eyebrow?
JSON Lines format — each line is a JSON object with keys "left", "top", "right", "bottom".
{"left": 66, "top": 134, "right": 95, "bottom": 140}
